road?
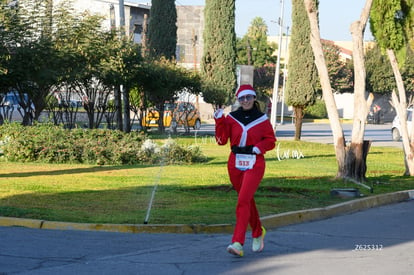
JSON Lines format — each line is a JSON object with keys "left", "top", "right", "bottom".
{"left": 194, "top": 122, "right": 402, "bottom": 148}
{"left": 276, "top": 122, "right": 402, "bottom": 148}
{"left": 1, "top": 200, "right": 413, "bottom": 275}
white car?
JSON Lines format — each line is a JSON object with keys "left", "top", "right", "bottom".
{"left": 391, "top": 108, "right": 413, "bottom": 141}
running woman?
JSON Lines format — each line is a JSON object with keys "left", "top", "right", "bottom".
{"left": 214, "top": 84, "right": 276, "bottom": 257}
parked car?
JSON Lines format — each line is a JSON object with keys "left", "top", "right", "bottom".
{"left": 391, "top": 108, "right": 412, "bottom": 141}
{"left": 142, "top": 101, "right": 201, "bottom": 131}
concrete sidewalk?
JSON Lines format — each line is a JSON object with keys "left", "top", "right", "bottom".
{"left": 1, "top": 194, "right": 414, "bottom": 275}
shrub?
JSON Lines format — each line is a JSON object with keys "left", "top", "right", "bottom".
{"left": 305, "top": 99, "right": 327, "bottom": 119}
{"left": 161, "top": 138, "right": 208, "bottom": 164}
{"left": 0, "top": 123, "right": 207, "bottom": 165}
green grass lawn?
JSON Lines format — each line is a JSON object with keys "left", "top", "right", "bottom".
{"left": 0, "top": 136, "right": 412, "bottom": 225}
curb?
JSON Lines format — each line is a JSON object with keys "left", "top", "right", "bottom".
{"left": 1, "top": 190, "right": 413, "bottom": 234}
{"left": 261, "top": 189, "right": 414, "bottom": 229}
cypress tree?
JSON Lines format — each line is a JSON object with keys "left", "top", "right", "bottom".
{"left": 201, "top": 0, "right": 237, "bottom": 105}
{"left": 286, "top": 0, "right": 319, "bottom": 140}
{"left": 147, "top": 0, "right": 177, "bottom": 60}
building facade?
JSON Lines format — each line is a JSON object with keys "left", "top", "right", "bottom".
{"left": 15, "top": 0, "right": 150, "bottom": 43}
{"left": 176, "top": 5, "right": 204, "bottom": 70}
{"left": 55, "top": 0, "right": 150, "bottom": 43}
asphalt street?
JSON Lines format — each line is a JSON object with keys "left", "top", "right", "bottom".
{"left": 1, "top": 199, "right": 414, "bottom": 275}
{"left": 194, "top": 122, "right": 402, "bottom": 148}
{"left": 275, "top": 122, "right": 402, "bottom": 148}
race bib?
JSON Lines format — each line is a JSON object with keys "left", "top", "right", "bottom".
{"left": 235, "top": 154, "right": 256, "bottom": 171}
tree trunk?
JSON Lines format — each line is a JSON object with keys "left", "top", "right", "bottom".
{"left": 122, "top": 86, "right": 131, "bottom": 133}
{"left": 115, "top": 86, "right": 123, "bottom": 131}
{"left": 294, "top": 106, "right": 303, "bottom": 140}
{"left": 334, "top": 136, "right": 347, "bottom": 178}
{"left": 304, "top": 0, "right": 374, "bottom": 181}
{"left": 304, "top": 0, "right": 345, "bottom": 174}
{"left": 388, "top": 49, "right": 414, "bottom": 176}
{"left": 344, "top": 140, "right": 371, "bottom": 182}
{"left": 346, "top": 0, "right": 374, "bottom": 181}
{"left": 157, "top": 103, "right": 166, "bottom": 134}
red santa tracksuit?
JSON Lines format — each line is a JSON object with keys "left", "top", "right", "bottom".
{"left": 215, "top": 108, "right": 276, "bottom": 245}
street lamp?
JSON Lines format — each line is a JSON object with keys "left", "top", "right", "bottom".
{"left": 270, "top": 0, "right": 285, "bottom": 130}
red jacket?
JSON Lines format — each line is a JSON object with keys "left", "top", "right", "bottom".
{"left": 215, "top": 112, "right": 276, "bottom": 155}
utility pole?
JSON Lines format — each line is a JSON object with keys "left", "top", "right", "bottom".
{"left": 119, "top": 0, "right": 125, "bottom": 36}
{"left": 111, "top": 3, "right": 123, "bottom": 131}
{"left": 192, "top": 28, "right": 198, "bottom": 71}
{"left": 270, "top": 0, "right": 285, "bottom": 130}
{"left": 110, "top": 4, "right": 116, "bottom": 29}
{"left": 119, "top": 0, "right": 131, "bottom": 132}
{"left": 192, "top": 28, "right": 200, "bottom": 110}
{"left": 246, "top": 39, "right": 252, "bottom": 66}
{"left": 280, "top": 26, "right": 289, "bottom": 125}
{"left": 141, "top": 14, "right": 148, "bottom": 57}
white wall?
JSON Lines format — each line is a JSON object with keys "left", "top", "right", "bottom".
{"left": 333, "top": 93, "right": 354, "bottom": 119}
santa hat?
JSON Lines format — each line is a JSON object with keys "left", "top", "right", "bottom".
{"left": 236, "top": 84, "right": 256, "bottom": 98}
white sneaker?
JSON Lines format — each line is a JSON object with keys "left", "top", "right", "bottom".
{"left": 227, "top": 242, "right": 244, "bottom": 257}
{"left": 252, "top": 226, "right": 266, "bottom": 252}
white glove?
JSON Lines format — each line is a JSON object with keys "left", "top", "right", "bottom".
{"left": 252, "top": 146, "right": 261, "bottom": 154}
{"left": 214, "top": 109, "right": 224, "bottom": 119}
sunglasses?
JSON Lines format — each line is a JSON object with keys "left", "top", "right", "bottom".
{"left": 238, "top": 95, "right": 255, "bottom": 102}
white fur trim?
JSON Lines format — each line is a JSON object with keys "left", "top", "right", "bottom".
{"left": 228, "top": 114, "right": 268, "bottom": 146}
{"left": 237, "top": 89, "right": 256, "bottom": 98}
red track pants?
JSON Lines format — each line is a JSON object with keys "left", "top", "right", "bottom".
{"left": 228, "top": 153, "right": 265, "bottom": 245}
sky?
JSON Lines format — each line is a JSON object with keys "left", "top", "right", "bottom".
{"left": 174, "top": 0, "right": 374, "bottom": 41}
